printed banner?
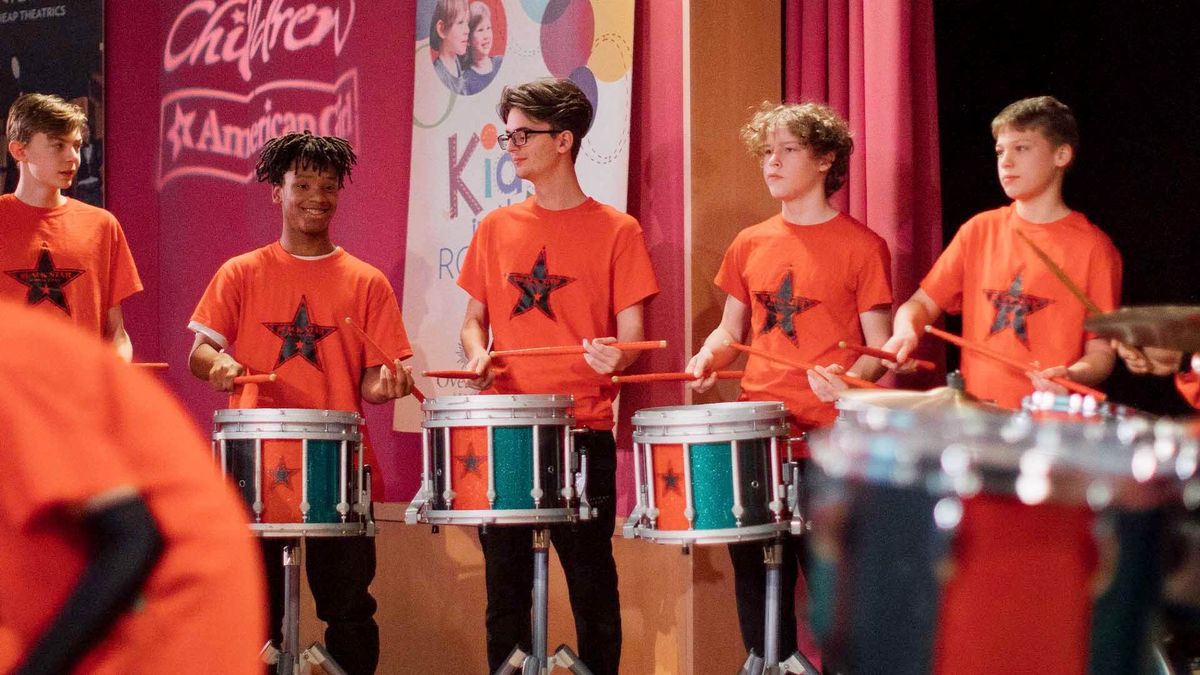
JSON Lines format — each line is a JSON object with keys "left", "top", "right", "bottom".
{"left": 399, "top": 0, "right": 635, "bottom": 430}
{"left": 1, "top": 0, "right": 104, "bottom": 204}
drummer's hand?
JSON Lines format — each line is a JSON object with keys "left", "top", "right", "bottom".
{"left": 808, "top": 364, "right": 850, "bottom": 403}
{"left": 207, "top": 351, "right": 245, "bottom": 392}
{"left": 1114, "top": 341, "right": 1181, "bottom": 376}
{"left": 1027, "top": 364, "right": 1070, "bottom": 395}
{"left": 685, "top": 349, "right": 719, "bottom": 393}
{"left": 379, "top": 360, "right": 414, "bottom": 400}
{"left": 465, "top": 353, "right": 494, "bottom": 390}
{"left": 880, "top": 332, "right": 921, "bottom": 373}
{"left": 583, "top": 337, "right": 622, "bottom": 375}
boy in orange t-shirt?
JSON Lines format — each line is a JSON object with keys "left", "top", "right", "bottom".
{"left": 0, "top": 298, "right": 264, "bottom": 675}
{"left": 188, "top": 132, "right": 414, "bottom": 675}
{"left": 686, "top": 102, "right": 892, "bottom": 665}
{"left": 884, "top": 96, "right": 1122, "bottom": 675}
{"left": 458, "top": 78, "right": 659, "bottom": 675}
{"left": 2, "top": 93, "right": 142, "bottom": 360}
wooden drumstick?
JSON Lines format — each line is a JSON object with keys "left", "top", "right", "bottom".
{"left": 837, "top": 341, "right": 936, "bottom": 371}
{"left": 923, "top": 325, "right": 1107, "bottom": 401}
{"left": 423, "top": 370, "right": 483, "bottom": 379}
{"left": 343, "top": 317, "right": 425, "bottom": 403}
{"left": 131, "top": 362, "right": 170, "bottom": 370}
{"left": 232, "top": 373, "right": 276, "bottom": 385}
{"left": 489, "top": 340, "right": 667, "bottom": 358}
{"left": 1014, "top": 229, "right": 1103, "bottom": 316}
{"left": 725, "top": 341, "right": 883, "bottom": 389}
{"left": 611, "top": 370, "right": 744, "bottom": 384}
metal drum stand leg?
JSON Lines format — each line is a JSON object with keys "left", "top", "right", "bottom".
{"left": 494, "top": 528, "right": 593, "bottom": 675}
{"left": 739, "top": 536, "right": 820, "bottom": 675}
{"left": 262, "top": 538, "right": 351, "bottom": 675}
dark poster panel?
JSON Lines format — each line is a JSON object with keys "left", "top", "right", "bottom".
{"left": 1, "top": 0, "right": 104, "bottom": 205}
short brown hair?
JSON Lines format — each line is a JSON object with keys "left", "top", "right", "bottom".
{"left": 6, "top": 93, "right": 88, "bottom": 145}
{"left": 991, "top": 96, "right": 1079, "bottom": 152}
{"left": 430, "top": 0, "right": 469, "bottom": 53}
{"left": 741, "top": 101, "right": 853, "bottom": 197}
{"left": 498, "top": 78, "right": 593, "bottom": 161}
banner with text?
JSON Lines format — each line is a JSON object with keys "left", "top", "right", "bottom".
{"left": 400, "top": 0, "right": 634, "bottom": 429}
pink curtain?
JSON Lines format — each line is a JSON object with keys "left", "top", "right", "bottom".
{"left": 785, "top": 0, "right": 944, "bottom": 383}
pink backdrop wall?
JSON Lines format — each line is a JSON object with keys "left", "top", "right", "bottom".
{"left": 106, "top": 1, "right": 685, "bottom": 503}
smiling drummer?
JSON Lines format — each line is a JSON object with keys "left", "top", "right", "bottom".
{"left": 186, "top": 131, "right": 415, "bottom": 675}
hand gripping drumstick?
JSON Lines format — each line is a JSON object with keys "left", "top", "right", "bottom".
{"left": 343, "top": 317, "right": 426, "bottom": 403}
{"left": 837, "top": 341, "right": 936, "bottom": 371}
{"left": 489, "top": 340, "right": 667, "bottom": 358}
{"left": 923, "top": 325, "right": 1107, "bottom": 401}
{"left": 611, "top": 370, "right": 744, "bottom": 384}
{"left": 725, "top": 341, "right": 884, "bottom": 389}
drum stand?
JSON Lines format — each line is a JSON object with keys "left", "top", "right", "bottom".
{"left": 260, "top": 540, "right": 350, "bottom": 675}
{"left": 494, "top": 528, "right": 594, "bottom": 675}
{"left": 738, "top": 537, "right": 820, "bottom": 675}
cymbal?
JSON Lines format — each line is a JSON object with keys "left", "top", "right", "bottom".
{"left": 837, "top": 384, "right": 985, "bottom": 413}
{"left": 1084, "top": 305, "right": 1200, "bottom": 352}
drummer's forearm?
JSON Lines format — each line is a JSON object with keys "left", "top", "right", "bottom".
{"left": 188, "top": 339, "right": 221, "bottom": 380}
{"left": 848, "top": 354, "right": 886, "bottom": 382}
{"left": 1067, "top": 339, "right": 1116, "bottom": 386}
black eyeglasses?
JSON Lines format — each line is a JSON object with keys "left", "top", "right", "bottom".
{"left": 497, "top": 128, "right": 563, "bottom": 150}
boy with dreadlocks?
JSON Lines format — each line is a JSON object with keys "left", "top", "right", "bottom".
{"left": 187, "top": 131, "right": 415, "bottom": 675}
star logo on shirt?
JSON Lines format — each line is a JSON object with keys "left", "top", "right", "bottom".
{"left": 753, "top": 270, "right": 820, "bottom": 346}
{"left": 5, "top": 247, "right": 85, "bottom": 315}
{"left": 660, "top": 464, "right": 682, "bottom": 495}
{"left": 983, "top": 272, "right": 1053, "bottom": 348}
{"left": 455, "top": 442, "right": 487, "bottom": 475}
{"left": 270, "top": 456, "right": 300, "bottom": 489}
{"left": 507, "top": 247, "right": 576, "bottom": 320}
{"left": 262, "top": 296, "right": 338, "bottom": 370}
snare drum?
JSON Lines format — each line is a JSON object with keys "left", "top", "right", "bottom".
{"left": 212, "top": 408, "right": 368, "bottom": 537}
{"left": 405, "top": 394, "right": 581, "bottom": 526}
{"left": 624, "top": 401, "right": 793, "bottom": 545}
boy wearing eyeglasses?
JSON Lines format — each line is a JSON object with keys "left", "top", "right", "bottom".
{"left": 457, "top": 78, "right": 659, "bottom": 675}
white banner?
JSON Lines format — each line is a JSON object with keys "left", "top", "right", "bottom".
{"left": 398, "top": 0, "right": 635, "bottom": 430}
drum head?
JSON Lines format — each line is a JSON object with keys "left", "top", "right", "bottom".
{"left": 422, "top": 394, "right": 575, "bottom": 427}
{"left": 632, "top": 401, "right": 788, "bottom": 444}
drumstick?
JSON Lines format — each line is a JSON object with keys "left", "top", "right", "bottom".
{"left": 131, "top": 362, "right": 170, "bottom": 370}
{"left": 837, "top": 341, "right": 936, "bottom": 371}
{"left": 343, "top": 317, "right": 426, "bottom": 403}
{"left": 611, "top": 370, "right": 744, "bottom": 384}
{"left": 1015, "top": 229, "right": 1103, "bottom": 316}
{"left": 489, "top": 340, "right": 667, "bottom": 358}
{"left": 725, "top": 341, "right": 883, "bottom": 389}
{"left": 923, "top": 325, "right": 1107, "bottom": 401}
{"left": 423, "top": 370, "right": 481, "bottom": 379}
{"left": 233, "top": 373, "right": 276, "bottom": 385}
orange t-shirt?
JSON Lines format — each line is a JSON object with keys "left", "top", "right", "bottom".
{"left": 715, "top": 213, "right": 893, "bottom": 429}
{"left": 189, "top": 242, "right": 413, "bottom": 492}
{"left": 0, "top": 194, "right": 142, "bottom": 335}
{"left": 921, "top": 204, "right": 1122, "bottom": 409}
{"left": 0, "top": 299, "right": 264, "bottom": 674}
{"left": 457, "top": 196, "right": 660, "bottom": 429}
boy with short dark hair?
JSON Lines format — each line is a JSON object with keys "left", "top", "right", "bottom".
{"left": 458, "top": 77, "right": 659, "bottom": 675}
{"left": 686, "top": 101, "right": 893, "bottom": 665}
{"left": 883, "top": 95, "right": 1122, "bottom": 674}
{"left": 2, "top": 93, "right": 141, "bottom": 360}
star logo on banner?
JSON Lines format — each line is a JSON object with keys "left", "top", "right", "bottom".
{"left": 507, "top": 247, "right": 576, "bottom": 320}
{"left": 753, "top": 270, "right": 820, "bottom": 346}
{"left": 165, "top": 104, "right": 196, "bottom": 161}
{"left": 270, "top": 456, "right": 300, "bottom": 489}
{"left": 262, "top": 296, "right": 338, "bottom": 370}
{"left": 983, "top": 272, "right": 1053, "bottom": 349}
{"left": 5, "top": 247, "right": 85, "bottom": 315}
{"left": 454, "top": 443, "right": 487, "bottom": 475}
{"left": 661, "top": 465, "right": 682, "bottom": 495}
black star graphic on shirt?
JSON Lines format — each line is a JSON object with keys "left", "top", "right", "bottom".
{"left": 983, "top": 272, "right": 1053, "bottom": 349}
{"left": 262, "top": 296, "right": 338, "bottom": 370}
{"left": 5, "top": 247, "right": 85, "bottom": 315}
{"left": 661, "top": 464, "right": 682, "bottom": 495}
{"left": 454, "top": 442, "right": 487, "bottom": 475}
{"left": 506, "top": 247, "right": 576, "bottom": 319}
{"left": 270, "top": 455, "right": 300, "bottom": 489}
{"left": 753, "top": 270, "right": 820, "bottom": 346}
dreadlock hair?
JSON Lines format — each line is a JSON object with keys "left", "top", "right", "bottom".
{"left": 255, "top": 131, "right": 357, "bottom": 187}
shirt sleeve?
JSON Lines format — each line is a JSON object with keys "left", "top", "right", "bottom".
{"left": 920, "top": 219, "right": 970, "bottom": 315}
{"left": 714, "top": 233, "right": 750, "bottom": 305}
{"left": 457, "top": 216, "right": 490, "bottom": 304}
{"left": 855, "top": 232, "right": 894, "bottom": 312}
{"left": 364, "top": 274, "right": 414, "bottom": 366}
{"left": 189, "top": 259, "right": 243, "bottom": 347}
{"left": 611, "top": 220, "right": 660, "bottom": 313}
{"left": 106, "top": 217, "right": 144, "bottom": 309}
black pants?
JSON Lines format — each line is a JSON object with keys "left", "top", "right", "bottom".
{"left": 262, "top": 536, "right": 379, "bottom": 675}
{"left": 478, "top": 430, "right": 622, "bottom": 674}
